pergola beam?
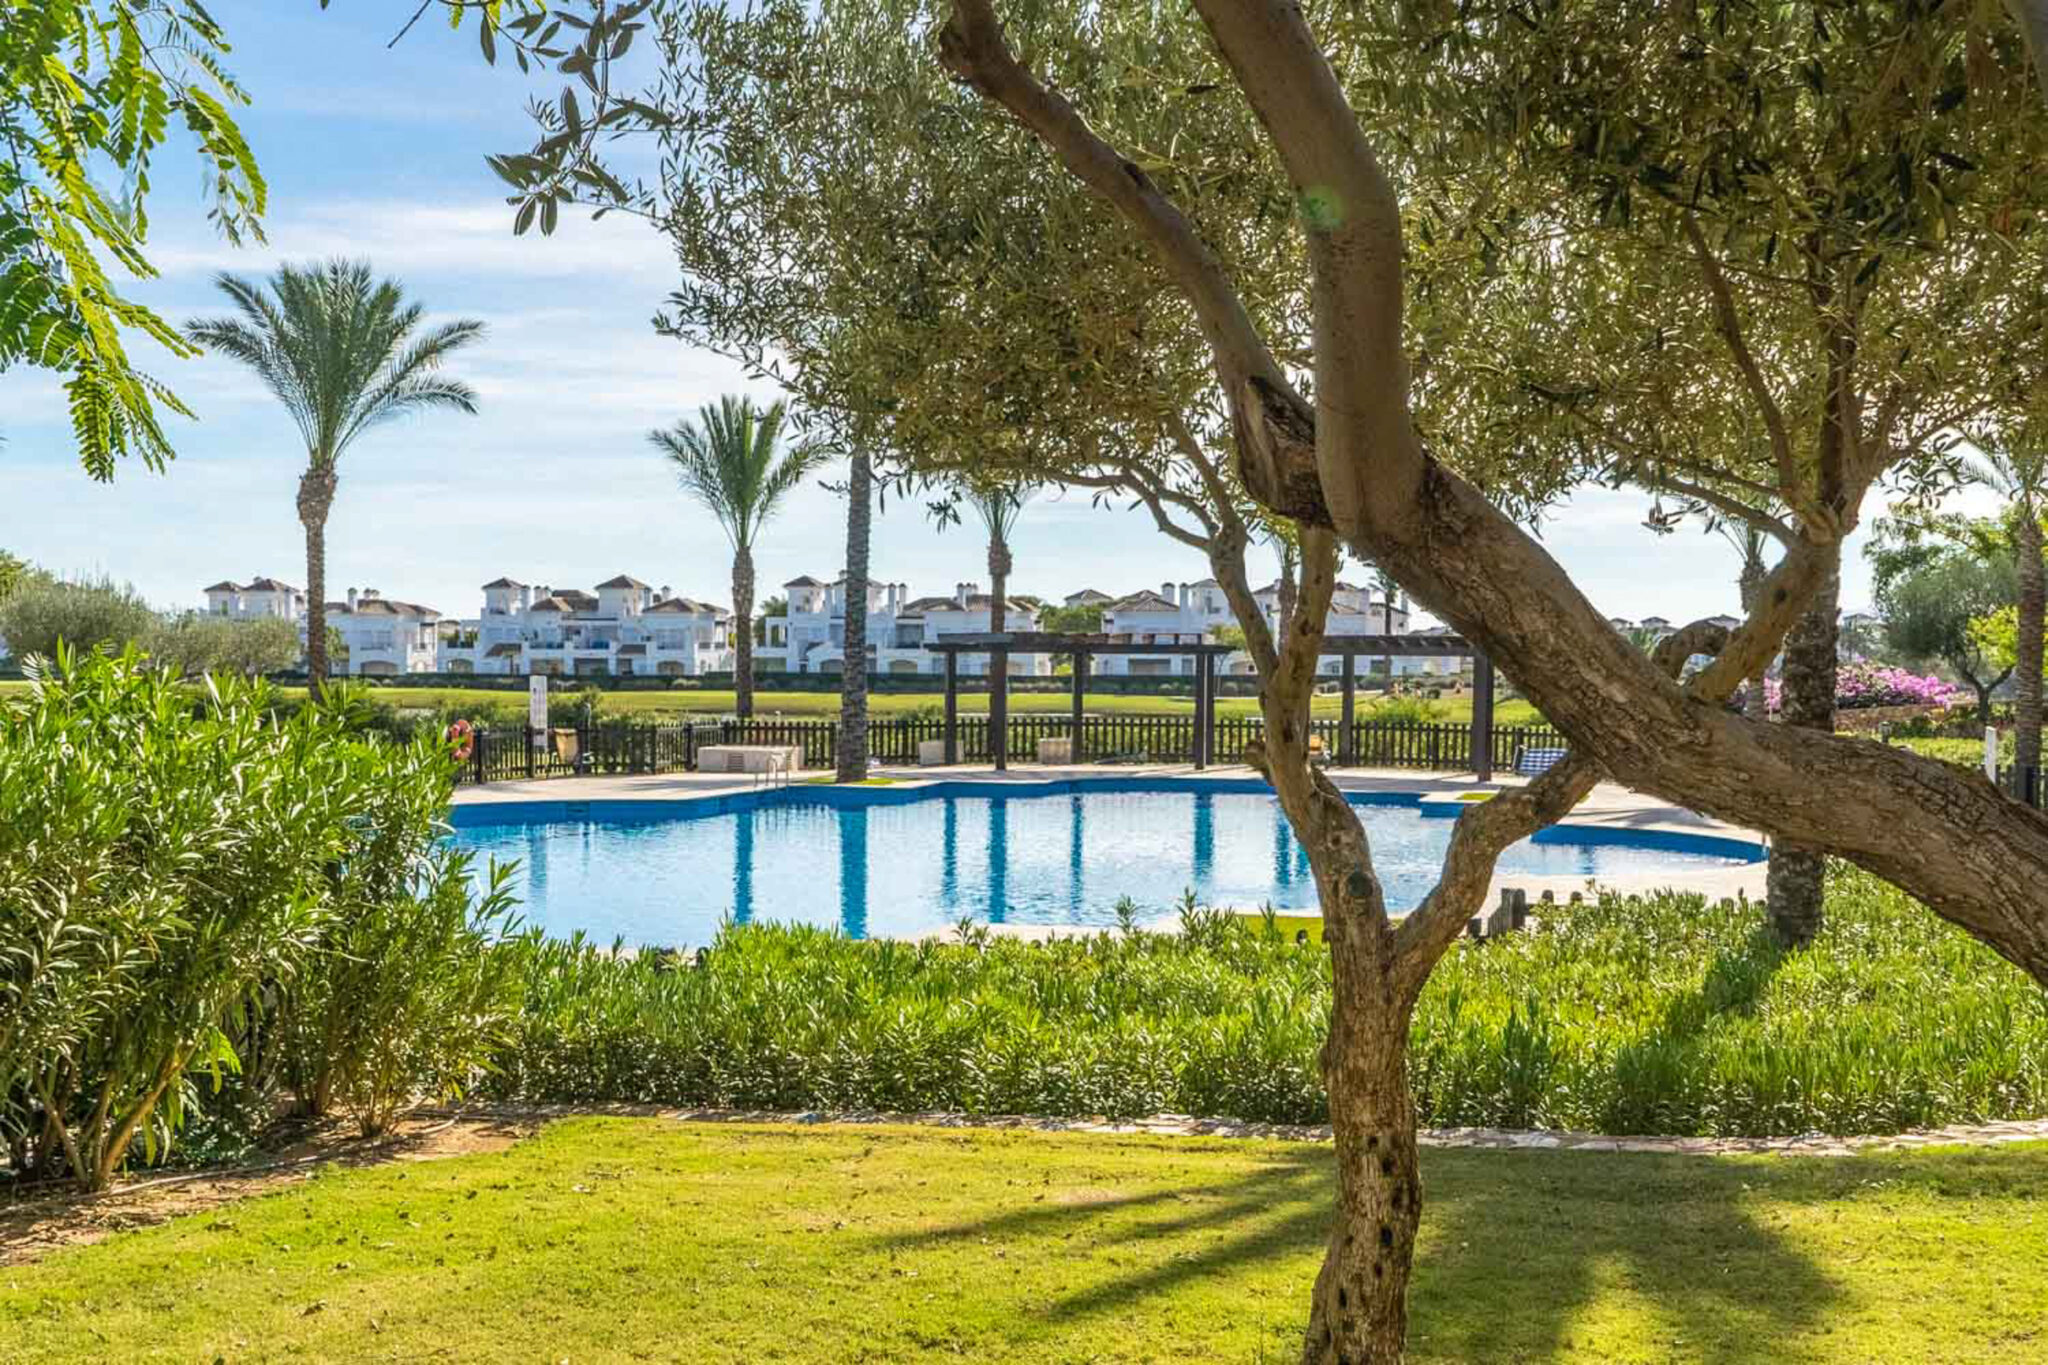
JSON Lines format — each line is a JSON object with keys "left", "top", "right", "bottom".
{"left": 925, "top": 631, "right": 1494, "bottom": 777}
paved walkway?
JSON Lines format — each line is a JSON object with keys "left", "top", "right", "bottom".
{"left": 451, "top": 762, "right": 1770, "bottom": 909}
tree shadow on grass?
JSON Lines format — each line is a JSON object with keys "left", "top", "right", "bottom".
{"left": 1414, "top": 1148, "right": 1842, "bottom": 1364}
{"left": 854, "top": 1139, "right": 1880, "bottom": 1362}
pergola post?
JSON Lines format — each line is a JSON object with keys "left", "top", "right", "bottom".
{"left": 943, "top": 649, "right": 959, "bottom": 765}
{"left": 1339, "top": 651, "right": 1357, "bottom": 766}
{"left": 1070, "top": 651, "right": 1088, "bottom": 765}
{"left": 1470, "top": 650, "right": 1496, "bottom": 781}
{"left": 991, "top": 644, "right": 1010, "bottom": 771}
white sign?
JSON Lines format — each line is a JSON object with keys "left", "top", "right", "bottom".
{"left": 529, "top": 674, "right": 549, "bottom": 740}
{"left": 1986, "top": 726, "right": 2000, "bottom": 782}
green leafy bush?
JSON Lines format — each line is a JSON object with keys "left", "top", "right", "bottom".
{"left": 0, "top": 576, "right": 155, "bottom": 662}
{"left": 479, "top": 870, "right": 2047, "bottom": 1137}
{"left": 0, "top": 650, "right": 504, "bottom": 1187}
{"left": 141, "top": 613, "right": 303, "bottom": 677}
{"left": 1363, "top": 694, "right": 1439, "bottom": 726}
{"left": 286, "top": 851, "right": 524, "bottom": 1137}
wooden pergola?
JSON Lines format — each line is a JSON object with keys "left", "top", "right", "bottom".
{"left": 925, "top": 632, "right": 1499, "bottom": 778}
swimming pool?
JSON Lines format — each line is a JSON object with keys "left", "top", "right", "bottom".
{"left": 446, "top": 778, "right": 1762, "bottom": 947}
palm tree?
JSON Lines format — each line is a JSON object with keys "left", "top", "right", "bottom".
{"left": 1370, "top": 566, "right": 1401, "bottom": 678}
{"left": 964, "top": 481, "right": 1031, "bottom": 636}
{"left": 837, "top": 445, "right": 874, "bottom": 782}
{"left": 1710, "top": 517, "right": 1778, "bottom": 720}
{"left": 187, "top": 261, "right": 484, "bottom": 695}
{"left": 1967, "top": 441, "right": 2048, "bottom": 786}
{"left": 1265, "top": 531, "right": 1300, "bottom": 643}
{"left": 651, "top": 396, "right": 824, "bottom": 720}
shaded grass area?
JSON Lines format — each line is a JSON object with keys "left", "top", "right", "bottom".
{"left": 4, "top": 1118, "right": 2044, "bottom": 1363}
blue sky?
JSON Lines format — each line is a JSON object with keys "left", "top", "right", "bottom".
{"left": 0, "top": 1, "right": 1930, "bottom": 624}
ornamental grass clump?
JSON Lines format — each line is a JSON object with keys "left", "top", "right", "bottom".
{"left": 481, "top": 871, "right": 2047, "bottom": 1137}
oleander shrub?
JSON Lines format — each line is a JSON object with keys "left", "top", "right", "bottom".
{"left": 479, "top": 872, "right": 2048, "bottom": 1137}
{"left": 0, "top": 650, "right": 511, "bottom": 1187}
{"left": 283, "top": 850, "right": 525, "bottom": 1138}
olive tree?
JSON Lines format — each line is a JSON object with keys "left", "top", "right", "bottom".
{"left": 476, "top": 2, "right": 2048, "bottom": 1360}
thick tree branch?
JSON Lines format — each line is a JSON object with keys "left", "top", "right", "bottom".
{"left": 940, "top": 0, "right": 2048, "bottom": 986}
{"left": 935, "top": 3, "right": 1286, "bottom": 403}
{"left": 1392, "top": 619, "right": 1737, "bottom": 991}
{"left": 1189, "top": 0, "right": 1428, "bottom": 536}
{"left": 2009, "top": 0, "right": 2048, "bottom": 110}
{"left": 1392, "top": 752, "right": 1598, "bottom": 995}
{"left": 935, "top": 1, "right": 1329, "bottom": 526}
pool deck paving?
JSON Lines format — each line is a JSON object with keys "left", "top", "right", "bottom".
{"left": 451, "top": 762, "right": 1769, "bottom": 934}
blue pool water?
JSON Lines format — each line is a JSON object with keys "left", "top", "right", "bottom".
{"left": 446, "top": 779, "right": 1761, "bottom": 947}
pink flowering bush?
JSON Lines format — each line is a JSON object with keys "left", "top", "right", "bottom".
{"left": 1835, "top": 662, "right": 1968, "bottom": 710}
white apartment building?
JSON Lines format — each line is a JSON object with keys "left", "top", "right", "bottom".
{"left": 200, "top": 577, "right": 440, "bottom": 676}
{"left": 330, "top": 588, "right": 442, "bottom": 676}
{"left": 1094, "top": 581, "right": 1235, "bottom": 677}
{"left": 765, "top": 575, "right": 1052, "bottom": 676}
{"left": 1084, "top": 578, "right": 1443, "bottom": 678}
{"left": 194, "top": 566, "right": 1455, "bottom": 681}
{"left": 436, "top": 575, "right": 733, "bottom": 678}
{"left": 204, "top": 577, "right": 307, "bottom": 622}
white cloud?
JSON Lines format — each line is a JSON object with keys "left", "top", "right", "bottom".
{"left": 147, "top": 197, "right": 678, "bottom": 290}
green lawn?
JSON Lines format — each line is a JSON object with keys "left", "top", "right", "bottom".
{"left": 5, "top": 1119, "right": 2043, "bottom": 1363}
{"left": 305, "top": 683, "right": 1547, "bottom": 726}
{"left": 6, "top": 677, "right": 1549, "bottom": 725}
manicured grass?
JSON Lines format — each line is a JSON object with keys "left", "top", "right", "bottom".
{"left": 1894, "top": 734, "right": 2006, "bottom": 770}
{"left": 11, "top": 677, "right": 1548, "bottom": 725}
{"left": 289, "top": 682, "right": 1547, "bottom": 726}
{"left": 4, "top": 1118, "right": 2043, "bottom": 1363}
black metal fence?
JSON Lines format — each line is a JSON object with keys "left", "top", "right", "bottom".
{"left": 455, "top": 715, "right": 1567, "bottom": 785}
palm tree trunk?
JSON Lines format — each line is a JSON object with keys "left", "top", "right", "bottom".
{"left": 1276, "top": 542, "right": 1299, "bottom": 641}
{"left": 733, "top": 545, "right": 757, "bottom": 721}
{"left": 2014, "top": 509, "right": 2043, "bottom": 792}
{"left": 1739, "top": 552, "right": 1768, "bottom": 721}
{"left": 988, "top": 531, "right": 1011, "bottom": 757}
{"left": 297, "top": 466, "right": 338, "bottom": 698}
{"left": 837, "top": 450, "right": 873, "bottom": 782}
{"left": 988, "top": 533, "right": 1010, "bottom": 636}
{"left": 1765, "top": 564, "right": 1838, "bottom": 947}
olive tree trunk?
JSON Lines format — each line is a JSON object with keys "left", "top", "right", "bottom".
{"left": 1764, "top": 567, "right": 1838, "bottom": 947}
{"left": 297, "top": 466, "right": 338, "bottom": 698}
{"left": 837, "top": 450, "right": 873, "bottom": 781}
{"left": 2015, "top": 508, "right": 2043, "bottom": 793}
{"left": 732, "top": 545, "right": 757, "bottom": 721}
